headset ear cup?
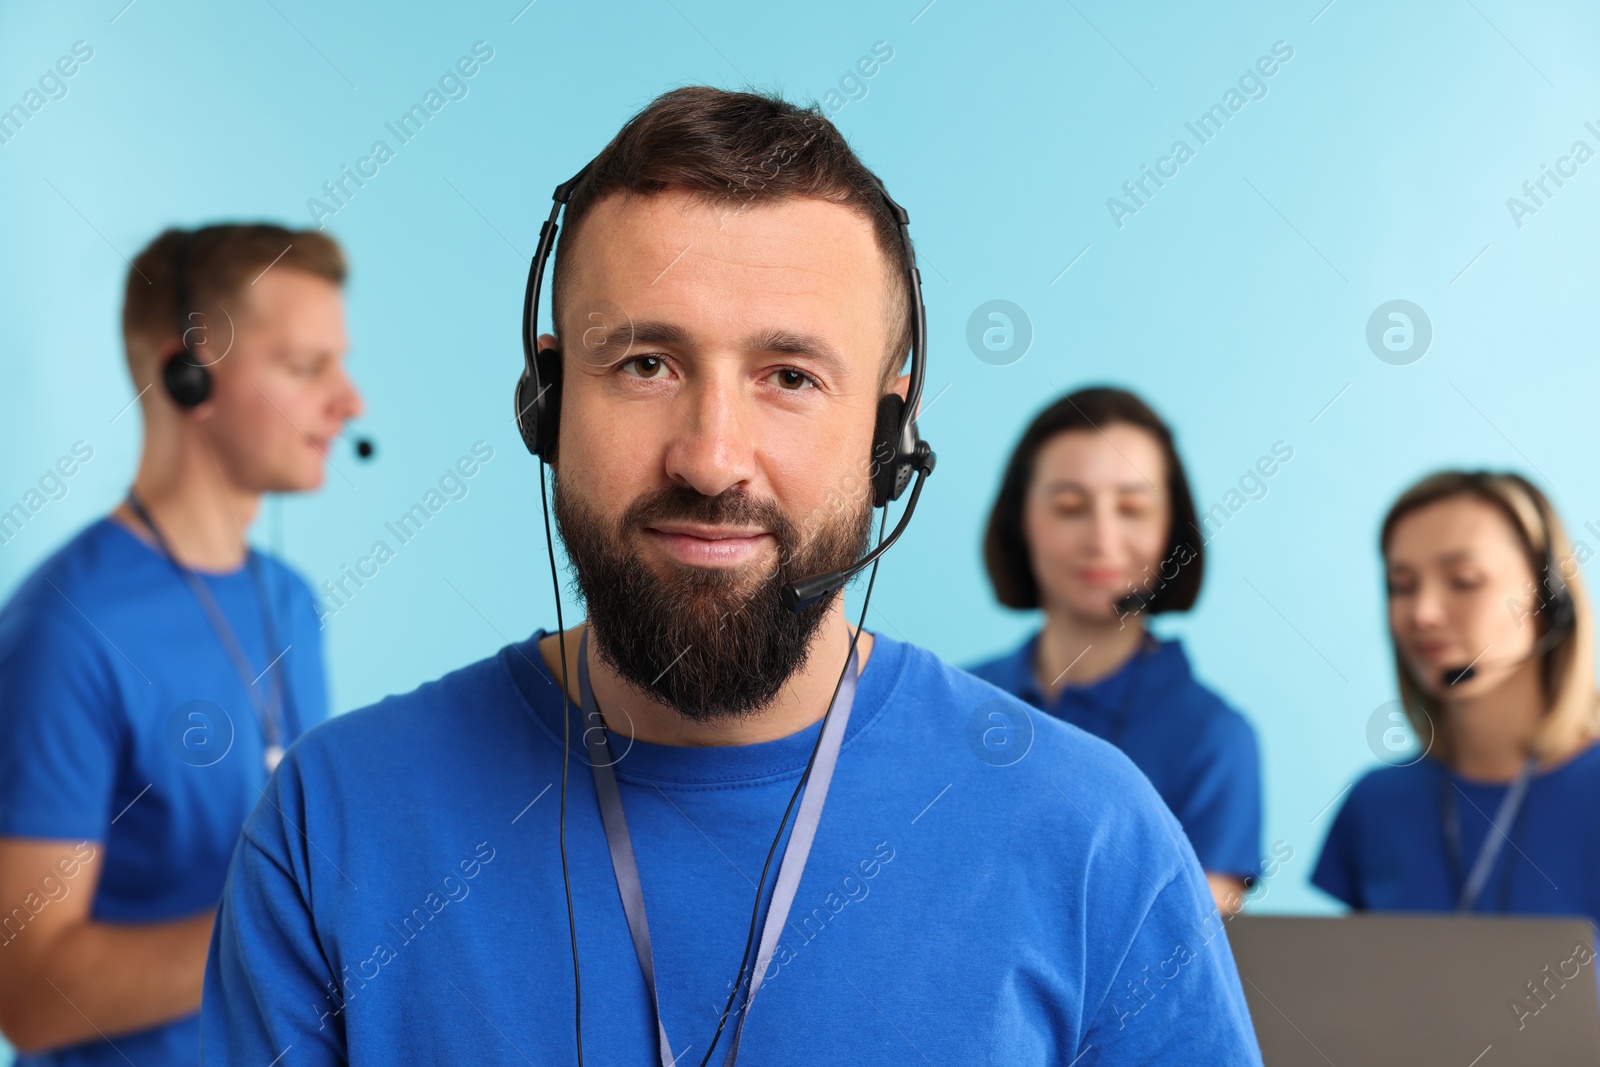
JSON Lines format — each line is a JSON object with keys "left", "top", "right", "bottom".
{"left": 516, "top": 347, "right": 564, "bottom": 460}
{"left": 871, "top": 393, "right": 907, "bottom": 507}
{"left": 1547, "top": 555, "right": 1578, "bottom": 638}
{"left": 1532, "top": 493, "right": 1578, "bottom": 640}
{"left": 514, "top": 372, "right": 542, "bottom": 456}
{"left": 162, "top": 351, "right": 212, "bottom": 409}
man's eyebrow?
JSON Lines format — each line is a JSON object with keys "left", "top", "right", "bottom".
{"left": 580, "top": 320, "right": 851, "bottom": 377}
{"left": 276, "top": 343, "right": 344, "bottom": 360}
{"left": 741, "top": 328, "right": 847, "bottom": 377}
{"left": 580, "top": 320, "right": 687, "bottom": 360}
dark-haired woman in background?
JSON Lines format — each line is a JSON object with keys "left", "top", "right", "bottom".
{"left": 969, "top": 387, "right": 1263, "bottom": 914}
{"left": 1312, "top": 472, "right": 1600, "bottom": 929}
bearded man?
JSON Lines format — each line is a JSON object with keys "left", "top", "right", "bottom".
{"left": 201, "top": 86, "right": 1262, "bottom": 1066}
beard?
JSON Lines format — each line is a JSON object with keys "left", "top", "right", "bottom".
{"left": 552, "top": 473, "right": 873, "bottom": 724}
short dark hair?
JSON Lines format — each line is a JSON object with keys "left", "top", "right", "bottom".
{"left": 123, "top": 223, "right": 346, "bottom": 376}
{"left": 983, "top": 386, "right": 1205, "bottom": 613}
{"left": 550, "top": 86, "right": 912, "bottom": 382}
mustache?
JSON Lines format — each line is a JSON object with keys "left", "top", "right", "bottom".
{"left": 623, "top": 485, "right": 798, "bottom": 550}
{"left": 552, "top": 473, "right": 873, "bottom": 721}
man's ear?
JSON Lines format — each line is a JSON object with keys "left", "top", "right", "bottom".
{"left": 891, "top": 370, "right": 911, "bottom": 410}
{"left": 537, "top": 332, "right": 559, "bottom": 353}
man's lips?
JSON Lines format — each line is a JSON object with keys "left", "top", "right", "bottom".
{"left": 306, "top": 430, "right": 346, "bottom": 457}
{"left": 643, "top": 522, "right": 775, "bottom": 566}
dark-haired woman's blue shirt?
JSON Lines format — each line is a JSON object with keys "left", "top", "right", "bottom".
{"left": 968, "top": 633, "right": 1263, "bottom": 879}
{"left": 1312, "top": 742, "right": 1600, "bottom": 922}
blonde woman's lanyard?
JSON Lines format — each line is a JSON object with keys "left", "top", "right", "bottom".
{"left": 1442, "top": 754, "right": 1538, "bottom": 912}
{"left": 577, "top": 627, "right": 859, "bottom": 1067}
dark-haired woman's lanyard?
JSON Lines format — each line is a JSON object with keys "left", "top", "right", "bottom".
{"left": 1441, "top": 755, "right": 1539, "bottom": 912}
{"left": 578, "top": 626, "right": 859, "bottom": 1067}
{"left": 125, "top": 492, "right": 286, "bottom": 773}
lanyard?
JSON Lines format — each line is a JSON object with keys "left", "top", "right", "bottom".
{"left": 577, "top": 626, "right": 859, "bottom": 1067}
{"left": 125, "top": 492, "right": 287, "bottom": 772}
{"left": 1441, "top": 755, "right": 1538, "bottom": 912}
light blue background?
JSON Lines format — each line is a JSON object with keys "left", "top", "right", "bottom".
{"left": 3, "top": 1, "right": 1598, "bottom": 1056}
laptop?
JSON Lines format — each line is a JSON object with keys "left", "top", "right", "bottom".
{"left": 1226, "top": 913, "right": 1600, "bottom": 1066}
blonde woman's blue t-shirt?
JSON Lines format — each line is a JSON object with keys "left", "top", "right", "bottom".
{"left": 1313, "top": 743, "right": 1600, "bottom": 920}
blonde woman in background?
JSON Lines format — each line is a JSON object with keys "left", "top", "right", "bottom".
{"left": 1313, "top": 471, "right": 1600, "bottom": 922}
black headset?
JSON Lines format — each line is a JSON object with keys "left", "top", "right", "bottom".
{"left": 162, "top": 229, "right": 214, "bottom": 409}
{"left": 1521, "top": 474, "right": 1578, "bottom": 637}
{"left": 516, "top": 158, "right": 936, "bottom": 1067}
{"left": 513, "top": 164, "right": 936, "bottom": 611}
{"left": 1437, "top": 472, "right": 1577, "bottom": 687}
{"left": 158, "top": 227, "right": 377, "bottom": 459}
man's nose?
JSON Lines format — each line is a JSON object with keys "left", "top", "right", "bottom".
{"left": 662, "top": 377, "right": 756, "bottom": 499}
{"left": 332, "top": 365, "right": 364, "bottom": 422}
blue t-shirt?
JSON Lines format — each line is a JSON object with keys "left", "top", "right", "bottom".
{"left": 0, "top": 518, "right": 327, "bottom": 1067}
{"left": 202, "top": 627, "right": 1262, "bottom": 1065}
{"left": 968, "top": 633, "right": 1263, "bottom": 879}
{"left": 1312, "top": 742, "right": 1600, "bottom": 922}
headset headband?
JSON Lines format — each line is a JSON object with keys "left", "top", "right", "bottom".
{"left": 518, "top": 163, "right": 929, "bottom": 473}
